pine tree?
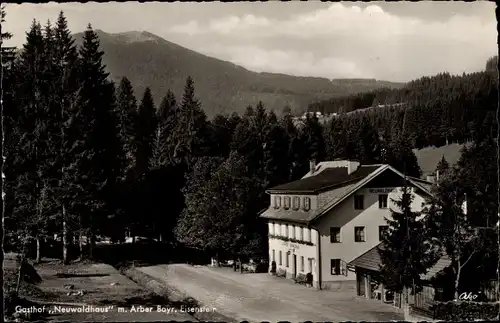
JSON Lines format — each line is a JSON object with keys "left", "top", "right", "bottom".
{"left": 435, "top": 155, "right": 449, "bottom": 177}
{"left": 1, "top": 6, "right": 16, "bottom": 66}
{"left": 52, "top": 11, "right": 81, "bottom": 261}
{"left": 136, "top": 87, "right": 156, "bottom": 178}
{"left": 379, "top": 184, "right": 439, "bottom": 317}
{"left": 171, "top": 76, "right": 209, "bottom": 169}
{"left": 7, "top": 20, "right": 47, "bottom": 258}
{"left": 386, "top": 131, "right": 422, "bottom": 178}
{"left": 69, "top": 24, "right": 117, "bottom": 258}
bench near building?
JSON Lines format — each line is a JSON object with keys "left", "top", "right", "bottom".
{"left": 260, "top": 160, "right": 433, "bottom": 290}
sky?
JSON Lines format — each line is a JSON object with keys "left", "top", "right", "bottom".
{"left": 3, "top": 1, "right": 497, "bottom": 82}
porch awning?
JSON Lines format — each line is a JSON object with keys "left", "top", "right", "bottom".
{"left": 349, "top": 243, "right": 452, "bottom": 280}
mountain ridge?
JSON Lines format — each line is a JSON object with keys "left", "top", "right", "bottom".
{"left": 73, "top": 30, "right": 404, "bottom": 117}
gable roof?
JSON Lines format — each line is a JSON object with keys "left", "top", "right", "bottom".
{"left": 348, "top": 243, "right": 451, "bottom": 281}
{"left": 260, "top": 164, "right": 433, "bottom": 224}
{"left": 260, "top": 182, "right": 359, "bottom": 223}
{"left": 267, "top": 165, "right": 380, "bottom": 194}
{"left": 307, "top": 165, "right": 433, "bottom": 223}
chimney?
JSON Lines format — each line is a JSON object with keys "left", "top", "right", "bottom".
{"left": 426, "top": 174, "right": 435, "bottom": 183}
{"left": 347, "top": 161, "right": 360, "bottom": 175}
{"left": 309, "top": 160, "right": 316, "bottom": 174}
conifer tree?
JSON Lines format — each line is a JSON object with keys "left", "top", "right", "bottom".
{"left": 70, "top": 24, "right": 117, "bottom": 258}
{"left": 52, "top": 11, "right": 81, "bottom": 261}
{"left": 115, "top": 77, "right": 138, "bottom": 175}
{"left": 171, "top": 76, "right": 209, "bottom": 169}
{"left": 435, "top": 155, "right": 449, "bottom": 177}
{"left": 379, "top": 184, "right": 439, "bottom": 317}
{"left": 136, "top": 87, "right": 156, "bottom": 178}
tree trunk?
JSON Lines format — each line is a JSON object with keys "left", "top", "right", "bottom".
{"left": 233, "top": 256, "right": 237, "bottom": 272}
{"left": 454, "top": 263, "right": 461, "bottom": 300}
{"left": 89, "top": 227, "right": 95, "bottom": 260}
{"left": 62, "top": 205, "right": 69, "bottom": 265}
{"left": 403, "top": 287, "right": 411, "bottom": 321}
{"left": 78, "top": 231, "right": 83, "bottom": 260}
{"left": 35, "top": 237, "right": 41, "bottom": 264}
{"left": 16, "top": 257, "right": 24, "bottom": 296}
{"left": 239, "top": 257, "right": 243, "bottom": 274}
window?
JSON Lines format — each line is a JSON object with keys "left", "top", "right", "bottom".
{"left": 304, "top": 227, "right": 312, "bottom": 242}
{"left": 293, "top": 196, "right": 300, "bottom": 210}
{"left": 270, "top": 222, "right": 274, "bottom": 235}
{"left": 308, "top": 258, "right": 313, "bottom": 273}
{"left": 284, "top": 196, "right": 291, "bottom": 209}
{"left": 330, "top": 227, "right": 341, "bottom": 243}
{"left": 285, "top": 224, "right": 289, "bottom": 238}
{"left": 354, "top": 195, "right": 364, "bottom": 209}
{"left": 286, "top": 253, "right": 289, "bottom": 267}
{"left": 279, "top": 251, "right": 282, "bottom": 265}
{"left": 379, "top": 225, "right": 389, "bottom": 241}
{"left": 300, "top": 256, "right": 304, "bottom": 272}
{"left": 303, "top": 197, "right": 311, "bottom": 211}
{"left": 291, "top": 225, "right": 296, "bottom": 239}
{"left": 272, "top": 249, "right": 275, "bottom": 262}
{"left": 331, "top": 259, "right": 341, "bottom": 275}
{"left": 274, "top": 196, "right": 281, "bottom": 209}
{"left": 355, "top": 226, "right": 366, "bottom": 242}
{"left": 299, "top": 226, "right": 303, "bottom": 240}
{"left": 379, "top": 194, "right": 388, "bottom": 209}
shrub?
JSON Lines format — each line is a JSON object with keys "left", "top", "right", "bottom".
{"left": 432, "top": 301, "right": 500, "bottom": 321}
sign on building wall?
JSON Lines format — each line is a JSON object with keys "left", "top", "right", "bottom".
{"left": 368, "top": 188, "right": 396, "bottom": 194}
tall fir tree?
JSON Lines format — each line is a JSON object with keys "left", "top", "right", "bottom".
{"left": 69, "top": 24, "right": 118, "bottom": 258}
{"left": 136, "top": 87, "right": 156, "bottom": 178}
{"left": 115, "top": 77, "right": 138, "bottom": 180}
{"left": 379, "top": 184, "right": 439, "bottom": 317}
{"left": 171, "top": 76, "right": 209, "bottom": 170}
{"left": 52, "top": 11, "right": 81, "bottom": 261}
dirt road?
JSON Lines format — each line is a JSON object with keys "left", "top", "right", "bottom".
{"left": 138, "top": 264, "right": 403, "bottom": 322}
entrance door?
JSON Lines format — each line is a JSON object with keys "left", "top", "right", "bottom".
{"left": 357, "top": 272, "right": 366, "bottom": 297}
{"left": 293, "top": 254, "right": 297, "bottom": 278}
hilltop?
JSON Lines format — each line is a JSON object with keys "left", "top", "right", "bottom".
{"left": 72, "top": 30, "right": 403, "bottom": 118}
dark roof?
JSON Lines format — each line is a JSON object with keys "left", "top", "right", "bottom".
{"left": 349, "top": 243, "right": 451, "bottom": 280}
{"left": 261, "top": 181, "right": 361, "bottom": 223}
{"left": 267, "top": 165, "right": 380, "bottom": 193}
{"left": 348, "top": 244, "right": 383, "bottom": 272}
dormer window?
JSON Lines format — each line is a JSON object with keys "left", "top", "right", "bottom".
{"left": 284, "top": 196, "right": 291, "bottom": 209}
{"left": 274, "top": 196, "right": 281, "bottom": 209}
{"left": 293, "top": 196, "right": 300, "bottom": 210}
{"left": 303, "top": 197, "right": 311, "bottom": 211}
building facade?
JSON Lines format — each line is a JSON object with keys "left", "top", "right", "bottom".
{"left": 260, "top": 160, "right": 432, "bottom": 290}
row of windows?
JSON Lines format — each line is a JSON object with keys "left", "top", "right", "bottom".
{"left": 354, "top": 194, "right": 388, "bottom": 210}
{"left": 270, "top": 223, "right": 312, "bottom": 242}
{"left": 274, "top": 196, "right": 311, "bottom": 211}
{"left": 272, "top": 249, "right": 314, "bottom": 273}
{"left": 330, "top": 225, "right": 389, "bottom": 243}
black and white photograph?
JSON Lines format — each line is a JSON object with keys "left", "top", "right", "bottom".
{"left": 2, "top": 1, "right": 499, "bottom": 322}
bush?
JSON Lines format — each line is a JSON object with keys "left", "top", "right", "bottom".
{"left": 432, "top": 301, "right": 500, "bottom": 321}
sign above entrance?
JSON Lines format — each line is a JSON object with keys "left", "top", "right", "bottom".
{"left": 281, "top": 240, "right": 301, "bottom": 250}
{"left": 368, "top": 188, "right": 395, "bottom": 194}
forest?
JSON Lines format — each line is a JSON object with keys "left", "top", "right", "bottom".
{"left": 2, "top": 10, "right": 498, "bottom": 296}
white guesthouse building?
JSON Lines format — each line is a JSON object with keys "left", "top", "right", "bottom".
{"left": 260, "top": 160, "right": 433, "bottom": 290}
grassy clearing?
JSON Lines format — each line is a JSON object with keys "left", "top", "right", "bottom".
{"left": 414, "top": 143, "right": 464, "bottom": 176}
